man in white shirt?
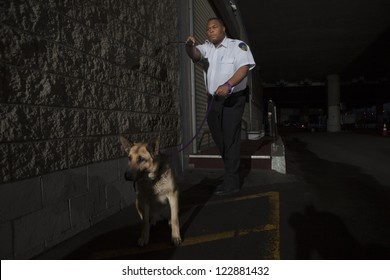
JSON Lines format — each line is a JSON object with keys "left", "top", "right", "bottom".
{"left": 185, "top": 18, "right": 256, "bottom": 195}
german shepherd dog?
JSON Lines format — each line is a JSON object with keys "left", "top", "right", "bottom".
{"left": 119, "top": 135, "right": 182, "bottom": 247}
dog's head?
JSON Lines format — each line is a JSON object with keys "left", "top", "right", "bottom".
{"left": 119, "top": 135, "right": 160, "bottom": 181}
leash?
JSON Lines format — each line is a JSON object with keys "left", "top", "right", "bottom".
{"left": 130, "top": 96, "right": 214, "bottom": 192}
{"left": 168, "top": 95, "right": 215, "bottom": 156}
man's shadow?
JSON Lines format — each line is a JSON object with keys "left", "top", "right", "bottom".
{"left": 289, "top": 205, "right": 390, "bottom": 259}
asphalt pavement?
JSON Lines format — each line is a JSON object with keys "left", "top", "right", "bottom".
{"left": 35, "top": 130, "right": 390, "bottom": 260}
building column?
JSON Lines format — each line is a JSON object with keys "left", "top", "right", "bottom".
{"left": 327, "top": 74, "right": 341, "bottom": 132}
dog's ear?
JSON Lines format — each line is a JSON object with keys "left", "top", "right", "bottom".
{"left": 119, "top": 135, "right": 134, "bottom": 154}
{"left": 148, "top": 136, "right": 160, "bottom": 157}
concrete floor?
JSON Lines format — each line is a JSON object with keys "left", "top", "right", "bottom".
{"left": 35, "top": 130, "right": 390, "bottom": 260}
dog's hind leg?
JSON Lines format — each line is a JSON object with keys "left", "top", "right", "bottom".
{"left": 138, "top": 204, "right": 150, "bottom": 247}
{"left": 167, "top": 190, "right": 182, "bottom": 246}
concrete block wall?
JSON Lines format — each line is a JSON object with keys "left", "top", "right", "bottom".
{"left": 0, "top": 0, "right": 180, "bottom": 259}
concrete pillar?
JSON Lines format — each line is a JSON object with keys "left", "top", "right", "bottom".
{"left": 327, "top": 74, "right": 341, "bottom": 132}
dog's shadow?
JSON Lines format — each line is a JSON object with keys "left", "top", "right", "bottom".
{"left": 179, "top": 176, "right": 223, "bottom": 237}
{"left": 63, "top": 176, "right": 222, "bottom": 260}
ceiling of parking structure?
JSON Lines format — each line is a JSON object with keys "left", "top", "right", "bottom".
{"left": 237, "top": 0, "right": 390, "bottom": 87}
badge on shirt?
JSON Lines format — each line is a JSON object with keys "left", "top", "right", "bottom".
{"left": 238, "top": 42, "right": 248, "bottom": 51}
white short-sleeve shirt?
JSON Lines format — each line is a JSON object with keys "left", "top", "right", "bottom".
{"left": 196, "top": 37, "right": 256, "bottom": 95}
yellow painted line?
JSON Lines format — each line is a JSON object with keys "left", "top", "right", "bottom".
{"left": 268, "top": 191, "right": 280, "bottom": 259}
{"left": 183, "top": 223, "right": 278, "bottom": 246}
{"left": 91, "top": 224, "right": 278, "bottom": 259}
{"left": 207, "top": 191, "right": 277, "bottom": 205}
{"left": 181, "top": 191, "right": 278, "bottom": 209}
{"left": 91, "top": 191, "right": 280, "bottom": 259}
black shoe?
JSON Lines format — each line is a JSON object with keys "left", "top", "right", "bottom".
{"left": 213, "top": 184, "right": 240, "bottom": 196}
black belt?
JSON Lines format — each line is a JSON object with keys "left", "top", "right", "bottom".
{"left": 208, "top": 88, "right": 247, "bottom": 101}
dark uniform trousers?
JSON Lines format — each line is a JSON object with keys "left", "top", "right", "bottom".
{"left": 207, "top": 89, "right": 247, "bottom": 190}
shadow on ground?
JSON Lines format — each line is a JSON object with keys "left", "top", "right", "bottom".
{"left": 284, "top": 135, "right": 390, "bottom": 259}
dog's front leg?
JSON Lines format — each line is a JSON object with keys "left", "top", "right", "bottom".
{"left": 168, "top": 191, "right": 182, "bottom": 246}
{"left": 138, "top": 204, "right": 150, "bottom": 247}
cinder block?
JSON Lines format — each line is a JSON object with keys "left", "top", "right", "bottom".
{"left": 101, "top": 85, "right": 121, "bottom": 110}
{"left": 0, "top": 104, "right": 42, "bottom": 142}
{"left": 67, "top": 108, "right": 88, "bottom": 137}
{"left": 106, "top": 180, "right": 136, "bottom": 210}
{"left": 0, "top": 221, "right": 13, "bottom": 259}
{"left": 117, "top": 111, "right": 142, "bottom": 134}
{"left": 82, "top": 3, "right": 106, "bottom": 29}
{"left": 0, "top": 177, "right": 42, "bottom": 223}
{"left": 0, "top": 66, "right": 67, "bottom": 106}
{"left": 35, "top": 72, "right": 67, "bottom": 106}
{"left": 58, "top": 0, "right": 83, "bottom": 21}
{"left": 10, "top": 140, "right": 68, "bottom": 180}
{"left": 40, "top": 107, "right": 68, "bottom": 139}
{"left": 88, "top": 182, "right": 106, "bottom": 216}
{"left": 13, "top": 201, "right": 71, "bottom": 259}
{"left": 85, "top": 55, "right": 114, "bottom": 84}
{"left": 65, "top": 166, "right": 89, "bottom": 196}
{"left": 83, "top": 81, "right": 103, "bottom": 109}
{"left": 41, "top": 166, "right": 88, "bottom": 206}
{"left": 36, "top": 40, "right": 84, "bottom": 78}
{"left": 69, "top": 193, "right": 93, "bottom": 229}
{"left": 32, "top": 4, "right": 61, "bottom": 41}
{"left": 101, "top": 136, "right": 123, "bottom": 160}
{"left": 41, "top": 171, "right": 66, "bottom": 205}
{"left": 0, "top": 25, "right": 39, "bottom": 68}
{"left": 1, "top": 0, "right": 59, "bottom": 41}
{"left": 87, "top": 109, "right": 108, "bottom": 135}
{"left": 61, "top": 17, "right": 90, "bottom": 52}
{"left": 88, "top": 159, "right": 119, "bottom": 185}
{"left": 64, "top": 77, "right": 87, "bottom": 108}
{"left": 0, "top": 144, "right": 11, "bottom": 183}
{"left": 67, "top": 137, "right": 94, "bottom": 168}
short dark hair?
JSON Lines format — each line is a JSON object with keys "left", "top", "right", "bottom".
{"left": 207, "top": 17, "right": 225, "bottom": 27}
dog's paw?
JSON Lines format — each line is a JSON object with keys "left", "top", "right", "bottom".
{"left": 171, "top": 236, "right": 182, "bottom": 246}
{"left": 138, "top": 237, "right": 149, "bottom": 247}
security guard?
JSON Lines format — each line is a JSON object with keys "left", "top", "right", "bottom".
{"left": 185, "top": 17, "right": 256, "bottom": 195}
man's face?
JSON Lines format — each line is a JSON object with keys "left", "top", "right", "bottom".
{"left": 207, "top": 19, "right": 225, "bottom": 45}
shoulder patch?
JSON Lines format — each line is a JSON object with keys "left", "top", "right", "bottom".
{"left": 238, "top": 42, "right": 248, "bottom": 51}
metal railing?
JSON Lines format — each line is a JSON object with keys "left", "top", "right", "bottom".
{"left": 267, "top": 100, "right": 278, "bottom": 143}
